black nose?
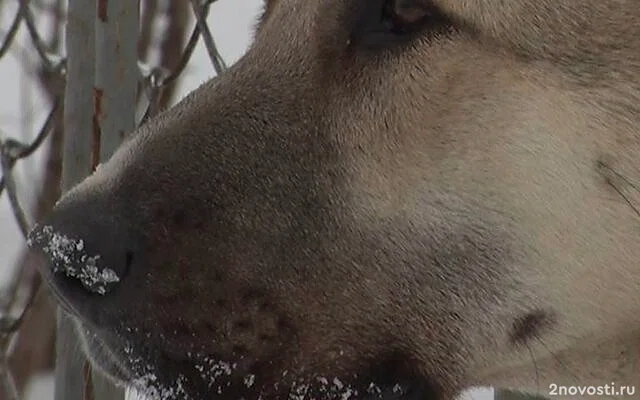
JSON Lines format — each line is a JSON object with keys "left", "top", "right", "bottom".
{"left": 27, "top": 195, "right": 137, "bottom": 297}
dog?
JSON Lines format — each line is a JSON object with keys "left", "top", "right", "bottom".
{"left": 28, "top": 0, "right": 640, "bottom": 399}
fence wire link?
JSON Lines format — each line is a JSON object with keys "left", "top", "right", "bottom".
{"left": 0, "top": 0, "right": 226, "bottom": 398}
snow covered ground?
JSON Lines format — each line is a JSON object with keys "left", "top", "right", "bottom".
{"left": 0, "top": 1, "right": 493, "bottom": 399}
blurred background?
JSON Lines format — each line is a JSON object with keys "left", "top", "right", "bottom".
{"left": 0, "top": 1, "right": 494, "bottom": 399}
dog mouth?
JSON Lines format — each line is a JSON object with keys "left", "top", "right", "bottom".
{"left": 52, "top": 291, "right": 443, "bottom": 400}
{"left": 71, "top": 323, "right": 443, "bottom": 400}
{"left": 44, "top": 277, "right": 444, "bottom": 400}
{"left": 47, "top": 284, "right": 444, "bottom": 400}
{"left": 124, "top": 361, "right": 441, "bottom": 400}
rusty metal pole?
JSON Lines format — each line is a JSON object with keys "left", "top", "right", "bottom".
{"left": 59, "top": 0, "right": 137, "bottom": 399}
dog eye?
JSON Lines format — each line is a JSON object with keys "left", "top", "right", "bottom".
{"left": 380, "top": 0, "right": 438, "bottom": 35}
{"left": 352, "top": 0, "right": 451, "bottom": 49}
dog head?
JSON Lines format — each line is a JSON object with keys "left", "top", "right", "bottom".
{"left": 29, "top": 0, "right": 640, "bottom": 399}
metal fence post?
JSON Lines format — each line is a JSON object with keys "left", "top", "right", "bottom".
{"left": 91, "top": 0, "right": 139, "bottom": 398}
{"left": 59, "top": 0, "right": 138, "bottom": 399}
{"left": 57, "top": 0, "right": 97, "bottom": 398}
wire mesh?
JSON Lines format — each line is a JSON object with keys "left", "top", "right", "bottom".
{"left": 0, "top": 1, "right": 227, "bottom": 398}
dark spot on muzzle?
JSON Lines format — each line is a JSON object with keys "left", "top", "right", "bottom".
{"left": 509, "top": 309, "right": 556, "bottom": 346}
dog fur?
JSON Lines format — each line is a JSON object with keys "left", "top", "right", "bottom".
{"left": 29, "top": 0, "right": 640, "bottom": 399}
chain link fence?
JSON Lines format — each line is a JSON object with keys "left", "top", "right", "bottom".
{"left": 0, "top": 1, "right": 227, "bottom": 398}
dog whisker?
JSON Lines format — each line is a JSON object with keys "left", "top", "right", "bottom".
{"left": 525, "top": 342, "right": 540, "bottom": 394}
{"left": 534, "top": 337, "right": 620, "bottom": 400}
{"left": 534, "top": 337, "right": 580, "bottom": 383}
{"left": 597, "top": 161, "right": 640, "bottom": 219}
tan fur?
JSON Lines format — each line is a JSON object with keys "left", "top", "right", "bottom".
{"left": 29, "top": 0, "right": 640, "bottom": 399}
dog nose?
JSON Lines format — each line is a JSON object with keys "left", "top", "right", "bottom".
{"left": 28, "top": 195, "right": 138, "bottom": 296}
